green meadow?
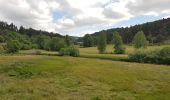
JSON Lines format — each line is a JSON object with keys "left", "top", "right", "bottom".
{"left": 79, "top": 45, "right": 170, "bottom": 61}
{"left": 0, "top": 55, "right": 170, "bottom": 100}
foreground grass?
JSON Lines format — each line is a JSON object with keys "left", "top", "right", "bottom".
{"left": 0, "top": 55, "right": 170, "bottom": 100}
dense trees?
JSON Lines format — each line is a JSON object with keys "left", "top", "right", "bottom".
{"left": 83, "top": 34, "right": 94, "bottom": 47}
{"left": 133, "top": 31, "right": 148, "bottom": 48}
{"left": 46, "top": 37, "right": 66, "bottom": 51}
{"left": 97, "top": 33, "right": 107, "bottom": 54}
{"left": 0, "top": 21, "right": 72, "bottom": 54}
{"left": 92, "top": 18, "right": 170, "bottom": 44}
{"left": 35, "top": 34, "right": 47, "bottom": 49}
{"left": 113, "top": 32, "right": 125, "bottom": 54}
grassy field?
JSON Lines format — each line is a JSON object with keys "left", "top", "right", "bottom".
{"left": 79, "top": 44, "right": 170, "bottom": 54}
{"left": 19, "top": 49, "right": 59, "bottom": 55}
{"left": 0, "top": 55, "right": 170, "bottom": 100}
{"left": 79, "top": 44, "right": 170, "bottom": 62}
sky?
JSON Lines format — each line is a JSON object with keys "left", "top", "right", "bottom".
{"left": 0, "top": 0, "right": 170, "bottom": 36}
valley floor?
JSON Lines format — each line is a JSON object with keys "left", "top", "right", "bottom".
{"left": 0, "top": 55, "right": 170, "bottom": 100}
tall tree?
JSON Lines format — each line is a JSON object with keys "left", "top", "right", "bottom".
{"left": 83, "top": 34, "right": 94, "bottom": 47}
{"left": 97, "top": 33, "right": 107, "bottom": 54}
{"left": 65, "top": 35, "right": 72, "bottom": 46}
{"left": 19, "top": 26, "right": 25, "bottom": 34}
{"left": 36, "top": 34, "right": 47, "bottom": 49}
{"left": 47, "top": 37, "right": 66, "bottom": 51}
{"left": 113, "top": 32, "right": 125, "bottom": 54}
{"left": 133, "top": 31, "right": 148, "bottom": 48}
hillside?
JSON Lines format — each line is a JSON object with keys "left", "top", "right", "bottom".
{"left": 0, "top": 21, "right": 62, "bottom": 38}
{"left": 92, "top": 18, "right": 170, "bottom": 44}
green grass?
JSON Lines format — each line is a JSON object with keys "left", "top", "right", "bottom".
{"left": 79, "top": 44, "right": 170, "bottom": 54}
{"left": 0, "top": 55, "right": 170, "bottom": 100}
{"left": 80, "top": 53, "right": 128, "bottom": 61}
{"left": 79, "top": 45, "right": 170, "bottom": 62}
{"left": 19, "top": 49, "right": 59, "bottom": 55}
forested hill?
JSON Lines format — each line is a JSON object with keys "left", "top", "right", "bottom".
{"left": 92, "top": 18, "right": 170, "bottom": 44}
{"left": 0, "top": 21, "right": 62, "bottom": 38}
{"left": 0, "top": 21, "right": 66, "bottom": 51}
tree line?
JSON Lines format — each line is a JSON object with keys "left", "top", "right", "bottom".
{"left": 0, "top": 21, "right": 79, "bottom": 56}
{"left": 83, "top": 30, "right": 148, "bottom": 54}
{"left": 92, "top": 18, "right": 170, "bottom": 44}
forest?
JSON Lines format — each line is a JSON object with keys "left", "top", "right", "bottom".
{"left": 92, "top": 18, "right": 170, "bottom": 44}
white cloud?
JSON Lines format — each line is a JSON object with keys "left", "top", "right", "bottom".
{"left": 0, "top": 0, "right": 170, "bottom": 36}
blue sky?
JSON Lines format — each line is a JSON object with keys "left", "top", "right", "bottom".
{"left": 0, "top": 0, "right": 170, "bottom": 36}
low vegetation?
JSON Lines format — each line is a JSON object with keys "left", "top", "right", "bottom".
{"left": 59, "top": 45, "right": 80, "bottom": 57}
{"left": 129, "top": 47, "right": 170, "bottom": 64}
{"left": 0, "top": 55, "right": 170, "bottom": 99}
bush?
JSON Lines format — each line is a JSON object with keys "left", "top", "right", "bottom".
{"left": 46, "top": 37, "right": 66, "bottom": 51}
{"left": 6, "top": 40, "right": 20, "bottom": 53}
{"left": 59, "top": 48, "right": 70, "bottom": 56}
{"left": 129, "top": 49, "right": 148, "bottom": 63}
{"left": 69, "top": 46, "right": 80, "bottom": 57}
{"left": 114, "top": 46, "right": 125, "bottom": 54}
{"left": 158, "top": 47, "right": 170, "bottom": 64}
{"left": 0, "top": 44, "right": 5, "bottom": 54}
{"left": 129, "top": 47, "right": 170, "bottom": 64}
{"left": 59, "top": 46, "right": 80, "bottom": 57}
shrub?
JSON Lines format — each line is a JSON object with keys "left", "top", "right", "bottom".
{"left": 129, "top": 49, "right": 148, "bottom": 63}
{"left": 59, "top": 46, "right": 80, "bottom": 57}
{"left": 158, "top": 47, "right": 170, "bottom": 64}
{"left": 6, "top": 40, "right": 20, "bottom": 53}
{"left": 0, "top": 44, "right": 5, "bottom": 54}
{"left": 69, "top": 46, "right": 80, "bottom": 57}
{"left": 59, "top": 48, "right": 70, "bottom": 56}
{"left": 129, "top": 47, "right": 170, "bottom": 64}
{"left": 46, "top": 37, "right": 66, "bottom": 51}
{"left": 114, "top": 46, "right": 125, "bottom": 54}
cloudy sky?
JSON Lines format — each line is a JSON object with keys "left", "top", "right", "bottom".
{"left": 0, "top": 0, "right": 170, "bottom": 36}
